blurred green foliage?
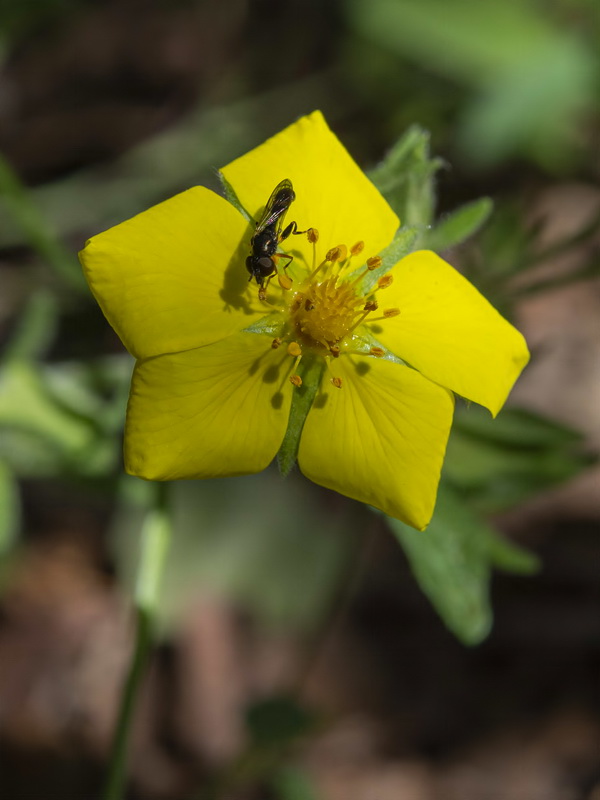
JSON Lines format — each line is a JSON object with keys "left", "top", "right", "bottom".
{"left": 347, "top": 0, "right": 599, "bottom": 170}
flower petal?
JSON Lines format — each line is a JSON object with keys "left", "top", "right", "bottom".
{"left": 80, "top": 187, "right": 264, "bottom": 359}
{"left": 298, "top": 356, "right": 454, "bottom": 530}
{"left": 372, "top": 251, "right": 530, "bottom": 415}
{"left": 125, "top": 333, "right": 293, "bottom": 480}
{"left": 220, "top": 111, "right": 399, "bottom": 273}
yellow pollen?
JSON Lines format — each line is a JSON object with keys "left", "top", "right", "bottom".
{"left": 383, "top": 308, "right": 401, "bottom": 318}
{"left": 367, "top": 256, "right": 382, "bottom": 270}
{"left": 287, "top": 341, "right": 302, "bottom": 357}
{"left": 271, "top": 337, "right": 282, "bottom": 349}
{"left": 377, "top": 274, "right": 393, "bottom": 289}
{"left": 370, "top": 346, "right": 385, "bottom": 357}
{"left": 278, "top": 273, "right": 293, "bottom": 291}
{"left": 350, "top": 241, "right": 365, "bottom": 256}
{"left": 289, "top": 374, "right": 302, "bottom": 387}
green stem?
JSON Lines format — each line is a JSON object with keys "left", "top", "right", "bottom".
{"left": 103, "top": 484, "right": 171, "bottom": 800}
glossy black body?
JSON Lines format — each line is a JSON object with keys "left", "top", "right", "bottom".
{"left": 246, "top": 179, "right": 297, "bottom": 287}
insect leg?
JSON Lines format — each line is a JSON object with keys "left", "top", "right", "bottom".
{"left": 279, "top": 221, "right": 312, "bottom": 242}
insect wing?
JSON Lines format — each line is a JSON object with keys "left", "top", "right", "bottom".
{"left": 254, "top": 179, "right": 295, "bottom": 234}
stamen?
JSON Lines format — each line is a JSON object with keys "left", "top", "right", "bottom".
{"left": 350, "top": 241, "right": 365, "bottom": 256}
{"left": 331, "top": 376, "right": 343, "bottom": 389}
{"left": 377, "top": 274, "right": 393, "bottom": 289}
{"left": 271, "top": 337, "right": 282, "bottom": 349}
{"left": 330, "top": 345, "right": 341, "bottom": 358}
{"left": 278, "top": 273, "right": 293, "bottom": 291}
{"left": 326, "top": 245, "right": 343, "bottom": 263}
{"left": 287, "top": 342, "right": 302, "bottom": 357}
{"left": 290, "top": 374, "right": 303, "bottom": 387}
{"left": 369, "top": 346, "right": 385, "bottom": 357}
{"left": 307, "top": 228, "right": 319, "bottom": 244}
{"left": 367, "top": 256, "right": 382, "bottom": 270}
{"left": 383, "top": 308, "right": 400, "bottom": 318}
{"left": 364, "top": 300, "right": 378, "bottom": 311}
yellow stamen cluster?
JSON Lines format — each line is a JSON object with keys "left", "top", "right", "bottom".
{"left": 263, "top": 231, "right": 400, "bottom": 389}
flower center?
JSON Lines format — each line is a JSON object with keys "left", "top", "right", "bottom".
{"left": 262, "top": 236, "right": 399, "bottom": 389}
{"left": 291, "top": 275, "right": 363, "bottom": 350}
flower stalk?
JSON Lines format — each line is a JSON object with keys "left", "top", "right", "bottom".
{"left": 103, "top": 483, "right": 171, "bottom": 800}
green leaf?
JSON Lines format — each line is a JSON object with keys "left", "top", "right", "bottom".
{"left": 368, "top": 125, "right": 443, "bottom": 226}
{"left": 278, "top": 356, "right": 325, "bottom": 477}
{"left": 424, "top": 197, "right": 493, "bottom": 251}
{"left": 387, "top": 483, "right": 494, "bottom": 644}
{"left": 357, "top": 225, "right": 419, "bottom": 294}
{"left": 113, "top": 472, "right": 356, "bottom": 635}
{"left": 453, "top": 405, "right": 582, "bottom": 449}
{"left": 0, "top": 461, "right": 20, "bottom": 558}
{"left": 271, "top": 766, "right": 320, "bottom": 800}
{"left": 485, "top": 530, "right": 540, "bottom": 575}
{"left": 444, "top": 413, "right": 592, "bottom": 514}
{"left": 0, "top": 152, "right": 84, "bottom": 291}
{"left": 0, "top": 361, "right": 118, "bottom": 477}
{"left": 246, "top": 696, "right": 316, "bottom": 748}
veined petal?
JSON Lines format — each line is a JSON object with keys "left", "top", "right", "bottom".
{"left": 298, "top": 357, "right": 454, "bottom": 530}
{"left": 125, "top": 333, "right": 293, "bottom": 480}
{"left": 80, "top": 187, "right": 264, "bottom": 360}
{"left": 220, "top": 111, "right": 399, "bottom": 273}
{"left": 372, "top": 251, "right": 530, "bottom": 416}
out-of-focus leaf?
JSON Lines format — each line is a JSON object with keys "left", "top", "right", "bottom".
{"left": 0, "top": 361, "right": 118, "bottom": 477}
{"left": 444, "top": 407, "right": 592, "bottom": 513}
{"left": 113, "top": 471, "right": 357, "bottom": 635}
{"left": 271, "top": 765, "right": 320, "bottom": 800}
{"left": 0, "top": 152, "right": 84, "bottom": 290}
{"left": 349, "top": 0, "right": 597, "bottom": 168}
{"left": 246, "top": 696, "right": 316, "bottom": 749}
{"left": 387, "top": 484, "right": 493, "bottom": 644}
{"left": 453, "top": 405, "right": 583, "bottom": 449}
{"left": 423, "top": 197, "right": 493, "bottom": 251}
{"left": 368, "top": 125, "right": 443, "bottom": 226}
{"left": 0, "top": 461, "right": 19, "bottom": 558}
{"left": 485, "top": 530, "right": 540, "bottom": 575}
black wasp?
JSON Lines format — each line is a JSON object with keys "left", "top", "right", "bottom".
{"left": 246, "top": 179, "right": 311, "bottom": 298}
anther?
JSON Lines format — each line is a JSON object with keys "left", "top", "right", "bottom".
{"left": 377, "top": 274, "right": 393, "bottom": 289}
{"left": 307, "top": 228, "right": 319, "bottom": 243}
{"left": 304, "top": 298, "right": 315, "bottom": 311}
{"left": 271, "top": 337, "right": 282, "bottom": 349}
{"left": 370, "top": 346, "right": 385, "bottom": 357}
{"left": 326, "top": 245, "right": 343, "bottom": 262}
{"left": 364, "top": 300, "right": 378, "bottom": 311}
{"left": 290, "top": 374, "right": 303, "bottom": 387}
{"left": 331, "top": 376, "right": 343, "bottom": 389}
{"left": 278, "top": 273, "right": 293, "bottom": 291}
{"left": 287, "top": 341, "right": 302, "bottom": 357}
{"left": 383, "top": 308, "right": 401, "bottom": 318}
{"left": 330, "top": 345, "right": 341, "bottom": 358}
{"left": 367, "top": 256, "right": 383, "bottom": 270}
{"left": 350, "top": 241, "right": 365, "bottom": 256}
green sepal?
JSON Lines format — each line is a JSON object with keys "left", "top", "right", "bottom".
{"left": 277, "top": 356, "right": 325, "bottom": 477}
{"left": 218, "top": 171, "right": 251, "bottom": 221}
{"left": 424, "top": 197, "right": 493, "bottom": 251}
{"left": 368, "top": 125, "right": 444, "bottom": 226}
{"left": 348, "top": 225, "right": 419, "bottom": 295}
{"left": 244, "top": 313, "right": 286, "bottom": 337}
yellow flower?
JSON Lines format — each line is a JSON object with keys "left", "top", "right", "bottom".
{"left": 79, "top": 111, "right": 529, "bottom": 530}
